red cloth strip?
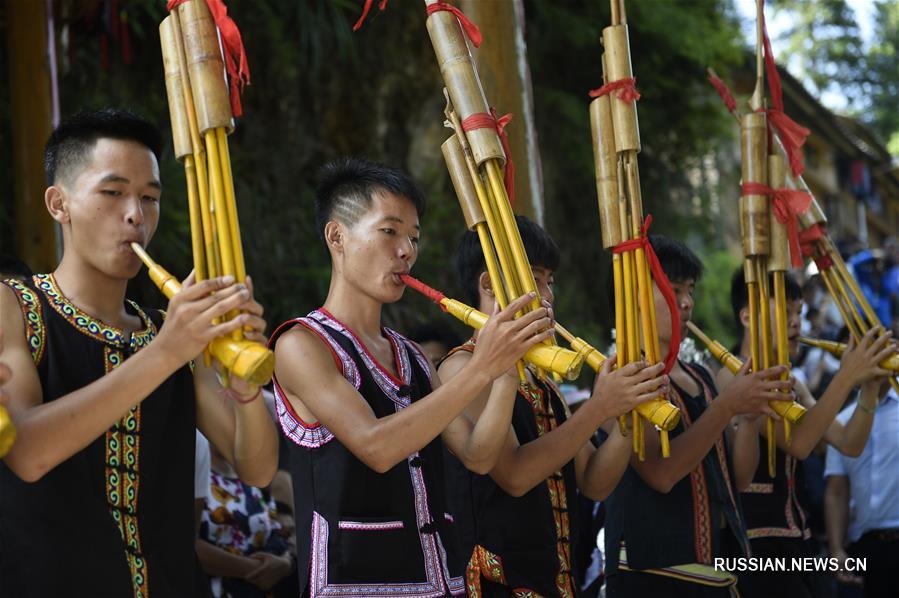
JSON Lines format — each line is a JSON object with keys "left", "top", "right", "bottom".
{"left": 588, "top": 77, "right": 641, "bottom": 103}
{"left": 399, "top": 274, "right": 448, "bottom": 309}
{"left": 741, "top": 182, "right": 812, "bottom": 268}
{"left": 462, "top": 108, "right": 515, "bottom": 206}
{"left": 759, "top": 0, "right": 809, "bottom": 177}
{"left": 611, "top": 216, "right": 681, "bottom": 373}
{"left": 352, "top": 0, "right": 388, "bottom": 32}
{"left": 168, "top": 0, "right": 250, "bottom": 118}
{"left": 708, "top": 73, "right": 737, "bottom": 114}
{"left": 425, "top": 2, "right": 482, "bottom": 48}
{"left": 799, "top": 223, "right": 826, "bottom": 257}
{"left": 815, "top": 254, "right": 834, "bottom": 271}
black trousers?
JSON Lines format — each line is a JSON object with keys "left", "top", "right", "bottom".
{"left": 851, "top": 529, "right": 899, "bottom": 598}
{"left": 606, "top": 569, "right": 735, "bottom": 598}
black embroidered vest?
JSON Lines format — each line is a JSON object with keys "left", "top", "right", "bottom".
{"left": 0, "top": 274, "right": 196, "bottom": 598}
{"left": 741, "top": 441, "right": 810, "bottom": 540}
{"left": 270, "top": 308, "right": 466, "bottom": 598}
{"left": 604, "top": 362, "right": 750, "bottom": 574}
{"left": 441, "top": 341, "right": 580, "bottom": 598}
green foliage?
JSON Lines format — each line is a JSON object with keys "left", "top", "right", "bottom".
{"left": 692, "top": 248, "right": 742, "bottom": 350}
{"left": 3, "top": 0, "right": 749, "bottom": 349}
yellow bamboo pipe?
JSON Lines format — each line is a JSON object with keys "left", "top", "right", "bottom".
{"left": 773, "top": 272, "right": 792, "bottom": 446}
{"left": 555, "top": 323, "right": 681, "bottom": 436}
{"left": 0, "top": 406, "right": 17, "bottom": 458}
{"left": 687, "top": 321, "right": 806, "bottom": 426}
{"left": 130, "top": 243, "right": 274, "bottom": 387}
{"left": 799, "top": 337, "right": 899, "bottom": 372}
{"left": 404, "top": 283, "right": 586, "bottom": 380}
{"left": 216, "top": 128, "right": 246, "bottom": 283}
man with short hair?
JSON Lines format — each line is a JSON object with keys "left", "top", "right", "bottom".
{"left": 0, "top": 109, "right": 279, "bottom": 597}
{"left": 719, "top": 268, "right": 893, "bottom": 598}
{"left": 440, "top": 215, "right": 669, "bottom": 597}
{"left": 270, "top": 157, "right": 553, "bottom": 597}
{"left": 604, "top": 236, "right": 790, "bottom": 597}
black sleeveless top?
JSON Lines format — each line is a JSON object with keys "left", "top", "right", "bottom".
{"left": 0, "top": 274, "right": 197, "bottom": 598}
{"left": 604, "top": 362, "right": 750, "bottom": 575}
{"left": 441, "top": 341, "right": 581, "bottom": 598}
{"left": 741, "top": 441, "right": 810, "bottom": 541}
{"left": 269, "top": 308, "right": 466, "bottom": 598}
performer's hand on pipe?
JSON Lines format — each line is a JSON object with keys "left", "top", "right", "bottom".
{"left": 717, "top": 361, "right": 793, "bottom": 420}
{"left": 836, "top": 327, "right": 894, "bottom": 387}
{"left": 154, "top": 272, "right": 257, "bottom": 366}
{"left": 589, "top": 356, "right": 668, "bottom": 421}
{"left": 469, "top": 292, "right": 555, "bottom": 381}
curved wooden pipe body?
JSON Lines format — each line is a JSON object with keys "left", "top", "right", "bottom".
{"left": 799, "top": 337, "right": 899, "bottom": 373}
{"left": 130, "top": 244, "right": 274, "bottom": 386}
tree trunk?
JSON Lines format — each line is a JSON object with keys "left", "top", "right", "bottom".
{"left": 461, "top": 0, "right": 544, "bottom": 224}
{"left": 7, "top": 0, "right": 57, "bottom": 273}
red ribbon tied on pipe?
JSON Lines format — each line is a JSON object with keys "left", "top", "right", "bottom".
{"left": 425, "top": 2, "right": 483, "bottom": 48}
{"left": 741, "top": 182, "right": 812, "bottom": 269}
{"left": 588, "top": 77, "right": 641, "bottom": 103}
{"left": 462, "top": 108, "right": 515, "bottom": 207}
{"left": 399, "top": 274, "right": 447, "bottom": 307}
{"left": 167, "top": 0, "right": 250, "bottom": 118}
{"left": 611, "top": 216, "right": 681, "bottom": 373}
{"left": 759, "top": 0, "right": 809, "bottom": 177}
{"left": 353, "top": 0, "right": 388, "bottom": 32}
{"left": 708, "top": 73, "right": 737, "bottom": 114}
{"left": 799, "top": 223, "right": 826, "bottom": 258}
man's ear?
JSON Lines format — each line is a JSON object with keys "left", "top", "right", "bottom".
{"left": 45, "top": 186, "right": 69, "bottom": 224}
{"left": 478, "top": 271, "right": 494, "bottom": 297}
{"left": 739, "top": 306, "right": 751, "bottom": 329}
{"left": 324, "top": 220, "right": 344, "bottom": 253}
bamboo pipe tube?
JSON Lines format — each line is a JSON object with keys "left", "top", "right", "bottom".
{"left": 687, "top": 321, "right": 807, "bottom": 425}
{"left": 769, "top": 155, "right": 794, "bottom": 443}
{"left": 161, "top": 14, "right": 207, "bottom": 281}
{"left": 130, "top": 244, "right": 275, "bottom": 387}
{"left": 424, "top": 0, "right": 504, "bottom": 165}
{"left": 0, "top": 407, "right": 17, "bottom": 459}
{"left": 799, "top": 337, "right": 899, "bottom": 372}
{"left": 554, "top": 323, "right": 681, "bottom": 436}
{"left": 400, "top": 275, "right": 586, "bottom": 380}
{"left": 442, "top": 132, "right": 524, "bottom": 380}
{"left": 445, "top": 103, "right": 521, "bottom": 309}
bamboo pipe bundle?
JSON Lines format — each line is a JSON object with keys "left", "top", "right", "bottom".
{"left": 585, "top": 0, "right": 680, "bottom": 460}
{"left": 400, "top": 274, "right": 587, "bottom": 380}
{"left": 0, "top": 406, "right": 16, "bottom": 459}
{"left": 426, "top": 2, "right": 573, "bottom": 383}
{"left": 687, "top": 321, "right": 807, "bottom": 425}
{"left": 555, "top": 323, "right": 681, "bottom": 432}
{"left": 157, "top": 0, "right": 272, "bottom": 386}
{"left": 440, "top": 133, "right": 585, "bottom": 380}
{"left": 799, "top": 337, "right": 899, "bottom": 373}
{"left": 131, "top": 244, "right": 275, "bottom": 387}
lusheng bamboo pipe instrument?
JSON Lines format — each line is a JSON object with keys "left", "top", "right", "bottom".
{"left": 156, "top": 1, "right": 272, "bottom": 386}
{"left": 555, "top": 323, "right": 681, "bottom": 448}
{"left": 687, "top": 322, "right": 807, "bottom": 425}
{"left": 400, "top": 274, "right": 587, "bottom": 380}
{"left": 131, "top": 244, "right": 275, "bottom": 387}
{"left": 0, "top": 406, "right": 16, "bottom": 459}
{"left": 426, "top": 2, "right": 573, "bottom": 384}
{"left": 799, "top": 337, "right": 899, "bottom": 373}
{"left": 587, "top": 0, "right": 680, "bottom": 459}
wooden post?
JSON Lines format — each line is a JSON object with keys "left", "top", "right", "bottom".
{"left": 6, "top": 0, "right": 57, "bottom": 273}
{"left": 460, "top": 0, "right": 544, "bottom": 224}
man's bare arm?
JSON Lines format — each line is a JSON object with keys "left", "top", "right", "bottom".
{"left": 1, "top": 278, "right": 250, "bottom": 481}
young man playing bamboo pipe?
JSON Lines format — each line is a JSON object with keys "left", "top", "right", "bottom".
{"left": 438, "top": 215, "right": 669, "bottom": 597}
{"left": 0, "top": 109, "right": 279, "bottom": 598}
{"left": 602, "top": 236, "right": 793, "bottom": 598}
{"left": 269, "top": 158, "right": 555, "bottom": 598}
{"left": 719, "top": 268, "right": 894, "bottom": 598}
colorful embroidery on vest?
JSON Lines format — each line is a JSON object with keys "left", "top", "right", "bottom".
{"left": 3, "top": 279, "right": 46, "bottom": 364}
{"left": 520, "top": 381, "right": 576, "bottom": 598}
{"left": 104, "top": 346, "right": 149, "bottom": 598}
{"left": 301, "top": 312, "right": 464, "bottom": 597}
